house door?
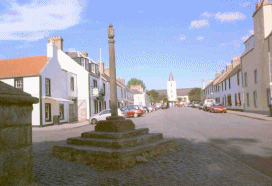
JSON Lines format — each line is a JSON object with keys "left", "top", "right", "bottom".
{"left": 78, "top": 99, "right": 87, "bottom": 121}
{"left": 69, "top": 103, "right": 77, "bottom": 122}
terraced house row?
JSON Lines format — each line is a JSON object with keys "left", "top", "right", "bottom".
{"left": 0, "top": 36, "right": 135, "bottom": 126}
{"left": 201, "top": 0, "right": 272, "bottom": 115}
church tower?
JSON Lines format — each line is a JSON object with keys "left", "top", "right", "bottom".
{"left": 167, "top": 72, "right": 177, "bottom": 107}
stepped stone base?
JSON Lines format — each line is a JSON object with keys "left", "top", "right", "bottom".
{"left": 52, "top": 120, "right": 177, "bottom": 169}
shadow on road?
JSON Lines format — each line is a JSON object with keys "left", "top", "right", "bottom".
{"left": 207, "top": 137, "right": 272, "bottom": 177}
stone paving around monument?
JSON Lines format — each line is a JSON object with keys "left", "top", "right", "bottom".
{"left": 33, "top": 138, "right": 272, "bottom": 186}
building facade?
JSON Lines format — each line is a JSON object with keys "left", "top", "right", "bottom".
{"left": 241, "top": 0, "right": 272, "bottom": 114}
{"left": 0, "top": 43, "right": 77, "bottom": 126}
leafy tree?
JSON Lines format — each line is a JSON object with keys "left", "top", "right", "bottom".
{"left": 177, "top": 98, "right": 182, "bottom": 102}
{"left": 188, "top": 88, "right": 201, "bottom": 102}
{"left": 146, "top": 89, "right": 160, "bottom": 104}
{"left": 127, "top": 78, "right": 146, "bottom": 91}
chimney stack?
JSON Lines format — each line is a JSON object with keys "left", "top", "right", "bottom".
{"left": 256, "top": 1, "right": 261, "bottom": 10}
{"left": 81, "top": 51, "right": 88, "bottom": 57}
{"left": 48, "top": 36, "right": 64, "bottom": 51}
{"left": 209, "top": 78, "right": 213, "bottom": 83}
{"left": 226, "top": 64, "right": 232, "bottom": 72}
{"left": 215, "top": 71, "right": 221, "bottom": 79}
{"left": 231, "top": 56, "right": 240, "bottom": 68}
{"left": 117, "top": 78, "right": 125, "bottom": 85}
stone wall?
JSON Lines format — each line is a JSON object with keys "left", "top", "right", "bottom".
{"left": 0, "top": 104, "right": 34, "bottom": 185}
{"left": 0, "top": 81, "right": 38, "bottom": 186}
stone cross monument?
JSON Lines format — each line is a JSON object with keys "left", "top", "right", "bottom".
{"left": 52, "top": 24, "right": 177, "bottom": 169}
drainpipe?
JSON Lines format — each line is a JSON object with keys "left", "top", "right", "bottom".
{"left": 268, "top": 36, "right": 272, "bottom": 116}
{"left": 240, "top": 56, "right": 245, "bottom": 111}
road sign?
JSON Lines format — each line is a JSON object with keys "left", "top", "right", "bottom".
{"left": 93, "top": 87, "right": 98, "bottom": 97}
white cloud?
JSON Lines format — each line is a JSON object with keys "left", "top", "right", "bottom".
{"left": 0, "top": 0, "right": 85, "bottom": 41}
{"left": 196, "top": 36, "right": 204, "bottom": 40}
{"left": 179, "top": 36, "right": 186, "bottom": 40}
{"left": 239, "top": 2, "right": 250, "bottom": 7}
{"left": 189, "top": 20, "right": 209, "bottom": 29}
{"left": 215, "top": 12, "right": 246, "bottom": 22}
{"left": 201, "top": 11, "right": 213, "bottom": 18}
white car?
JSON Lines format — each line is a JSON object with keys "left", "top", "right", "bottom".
{"left": 203, "top": 99, "right": 216, "bottom": 111}
{"left": 146, "top": 106, "right": 153, "bottom": 112}
{"left": 89, "top": 109, "right": 125, "bottom": 125}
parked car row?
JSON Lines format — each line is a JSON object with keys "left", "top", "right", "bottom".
{"left": 189, "top": 99, "right": 227, "bottom": 113}
{"left": 89, "top": 104, "right": 158, "bottom": 125}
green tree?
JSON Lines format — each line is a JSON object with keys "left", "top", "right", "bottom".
{"left": 126, "top": 78, "right": 146, "bottom": 91}
{"left": 177, "top": 98, "right": 182, "bottom": 103}
{"left": 188, "top": 88, "right": 201, "bottom": 102}
{"left": 146, "top": 89, "right": 160, "bottom": 104}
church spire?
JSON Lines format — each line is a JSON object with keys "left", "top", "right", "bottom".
{"left": 169, "top": 72, "right": 174, "bottom": 81}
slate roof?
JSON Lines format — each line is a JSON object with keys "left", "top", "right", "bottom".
{"left": 213, "top": 68, "right": 234, "bottom": 86}
{"left": 156, "top": 88, "right": 196, "bottom": 96}
{"left": 0, "top": 55, "right": 48, "bottom": 78}
{"left": 130, "top": 89, "right": 143, "bottom": 94}
{"left": 225, "top": 64, "right": 241, "bottom": 80}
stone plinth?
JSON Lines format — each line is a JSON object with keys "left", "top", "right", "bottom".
{"left": 52, "top": 119, "right": 177, "bottom": 169}
{"left": 0, "top": 81, "right": 39, "bottom": 185}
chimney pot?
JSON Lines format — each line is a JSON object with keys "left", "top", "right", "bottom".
{"left": 48, "top": 36, "right": 64, "bottom": 51}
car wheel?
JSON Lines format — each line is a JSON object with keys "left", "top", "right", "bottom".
{"left": 91, "top": 118, "right": 98, "bottom": 125}
{"left": 134, "top": 113, "right": 138, "bottom": 117}
{"left": 224, "top": 111, "right": 227, "bottom": 113}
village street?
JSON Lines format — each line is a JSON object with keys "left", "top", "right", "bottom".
{"left": 32, "top": 107, "right": 272, "bottom": 185}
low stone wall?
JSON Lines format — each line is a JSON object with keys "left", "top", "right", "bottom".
{"left": 0, "top": 81, "right": 38, "bottom": 186}
{"left": 0, "top": 104, "right": 34, "bottom": 185}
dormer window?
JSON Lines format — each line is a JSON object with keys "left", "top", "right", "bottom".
{"left": 81, "top": 58, "right": 85, "bottom": 68}
{"left": 95, "top": 65, "right": 99, "bottom": 75}
{"left": 91, "top": 64, "right": 95, "bottom": 73}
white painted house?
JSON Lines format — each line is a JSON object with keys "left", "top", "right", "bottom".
{"left": 0, "top": 43, "right": 77, "bottom": 126}
{"left": 204, "top": 56, "right": 243, "bottom": 111}
{"left": 130, "top": 85, "right": 150, "bottom": 107}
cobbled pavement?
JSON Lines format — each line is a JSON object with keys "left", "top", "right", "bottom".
{"left": 33, "top": 138, "right": 272, "bottom": 186}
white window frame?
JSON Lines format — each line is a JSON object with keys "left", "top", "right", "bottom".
{"left": 45, "top": 78, "right": 51, "bottom": 96}
{"left": 14, "top": 77, "right": 23, "bottom": 90}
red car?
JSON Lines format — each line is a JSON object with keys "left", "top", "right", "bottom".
{"left": 210, "top": 103, "right": 227, "bottom": 113}
{"left": 176, "top": 104, "right": 184, "bottom": 107}
{"left": 124, "top": 107, "right": 144, "bottom": 117}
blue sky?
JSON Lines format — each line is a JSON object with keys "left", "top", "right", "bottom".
{"left": 0, "top": 0, "right": 258, "bottom": 90}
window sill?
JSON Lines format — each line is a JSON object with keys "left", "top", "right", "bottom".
{"left": 45, "top": 120, "right": 52, "bottom": 122}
